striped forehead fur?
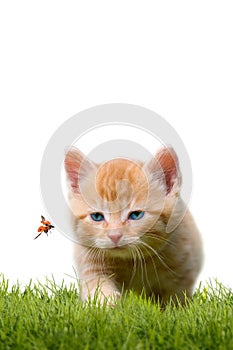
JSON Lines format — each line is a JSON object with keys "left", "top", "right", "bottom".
{"left": 95, "top": 158, "right": 149, "bottom": 202}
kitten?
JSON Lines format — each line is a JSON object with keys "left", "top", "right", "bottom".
{"left": 65, "top": 146, "right": 203, "bottom": 305}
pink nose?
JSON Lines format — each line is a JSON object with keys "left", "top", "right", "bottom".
{"left": 108, "top": 232, "right": 122, "bottom": 244}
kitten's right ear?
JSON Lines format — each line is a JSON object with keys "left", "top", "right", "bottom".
{"left": 64, "top": 146, "right": 96, "bottom": 193}
{"left": 143, "top": 146, "right": 181, "bottom": 195}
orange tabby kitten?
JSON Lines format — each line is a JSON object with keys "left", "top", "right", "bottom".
{"left": 65, "top": 146, "right": 203, "bottom": 305}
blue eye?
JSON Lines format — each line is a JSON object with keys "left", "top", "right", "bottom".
{"left": 128, "top": 211, "right": 145, "bottom": 220}
{"left": 90, "top": 212, "right": 105, "bottom": 222}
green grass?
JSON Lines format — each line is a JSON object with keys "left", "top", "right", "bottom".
{"left": 0, "top": 275, "right": 232, "bottom": 350}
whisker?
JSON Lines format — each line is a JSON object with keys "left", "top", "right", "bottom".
{"left": 99, "top": 248, "right": 106, "bottom": 278}
{"left": 139, "top": 241, "right": 178, "bottom": 277}
{"left": 136, "top": 245, "right": 153, "bottom": 294}
{"left": 78, "top": 247, "right": 98, "bottom": 281}
{"left": 128, "top": 244, "right": 138, "bottom": 288}
{"left": 141, "top": 233, "right": 176, "bottom": 248}
{"left": 76, "top": 238, "right": 97, "bottom": 247}
{"left": 138, "top": 243, "right": 161, "bottom": 291}
{"left": 133, "top": 245, "right": 147, "bottom": 292}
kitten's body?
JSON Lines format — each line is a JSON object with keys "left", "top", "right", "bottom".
{"left": 65, "top": 147, "right": 203, "bottom": 305}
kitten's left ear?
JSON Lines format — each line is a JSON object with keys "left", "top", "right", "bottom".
{"left": 144, "top": 147, "right": 181, "bottom": 195}
{"left": 64, "top": 146, "right": 96, "bottom": 193}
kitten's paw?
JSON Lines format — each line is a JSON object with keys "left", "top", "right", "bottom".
{"left": 96, "top": 290, "right": 121, "bottom": 307}
{"left": 105, "top": 291, "right": 121, "bottom": 307}
{"left": 82, "top": 286, "right": 121, "bottom": 307}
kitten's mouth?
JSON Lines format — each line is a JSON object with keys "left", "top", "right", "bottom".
{"left": 107, "top": 244, "right": 126, "bottom": 251}
{"left": 108, "top": 244, "right": 123, "bottom": 250}
{"left": 107, "top": 245, "right": 128, "bottom": 256}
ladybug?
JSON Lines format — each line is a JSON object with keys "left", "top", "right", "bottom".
{"left": 34, "top": 215, "right": 54, "bottom": 239}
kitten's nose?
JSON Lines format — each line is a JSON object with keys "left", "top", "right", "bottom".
{"left": 108, "top": 232, "right": 122, "bottom": 244}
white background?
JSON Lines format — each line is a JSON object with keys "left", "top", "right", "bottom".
{"left": 0, "top": 1, "right": 232, "bottom": 290}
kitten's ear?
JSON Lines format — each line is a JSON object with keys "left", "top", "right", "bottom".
{"left": 64, "top": 146, "right": 96, "bottom": 193}
{"left": 156, "top": 147, "right": 181, "bottom": 194}
{"left": 144, "top": 147, "right": 181, "bottom": 194}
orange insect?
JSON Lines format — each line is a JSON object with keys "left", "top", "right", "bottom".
{"left": 34, "top": 215, "right": 54, "bottom": 239}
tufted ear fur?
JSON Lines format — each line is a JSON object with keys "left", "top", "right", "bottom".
{"left": 144, "top": 147, "right": 181, "bottom": 195}
{"left": 64, "top": 146, "right": 96, "bottom": 193}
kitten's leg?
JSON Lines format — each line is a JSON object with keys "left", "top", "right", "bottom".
{"left": 157, "top": 280, "right": 195, "bottom": 306}
{"left": 80, "top": 275, "right": 121, "bottom": 305}
{"left": 75, "top": 244, "right": 120, "bottom": 305}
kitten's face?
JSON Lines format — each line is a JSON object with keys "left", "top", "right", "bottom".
{"left": 65, "top": 147, "right": 180, "bottom": 254}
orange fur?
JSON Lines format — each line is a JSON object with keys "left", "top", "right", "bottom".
{"left": 65, "top": 146, "right": 203, "bottom": 305}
